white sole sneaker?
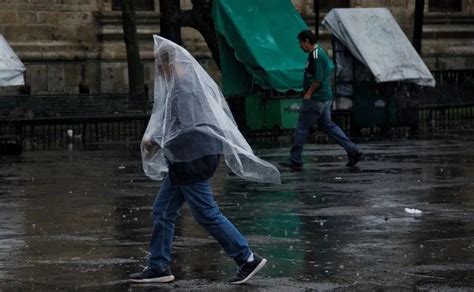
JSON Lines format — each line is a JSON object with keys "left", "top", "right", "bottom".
{"left": 230, "top": 258, "right": 267, "bottom": 285}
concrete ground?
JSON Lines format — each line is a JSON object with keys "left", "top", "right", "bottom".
{"left": 0, "top": 137, "right": 473, "bottom": 291}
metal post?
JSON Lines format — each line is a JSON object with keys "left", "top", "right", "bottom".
{"left": 160, "top": 0, "right": 182, "bottom": 44}
{"left": 313, "top": 0, "right": 320, "bottom": 40}
{"left": 413, "top": 0, "right": 424, "bottom": 54}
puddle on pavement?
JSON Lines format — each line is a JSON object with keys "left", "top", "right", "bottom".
{"left": 0, "top": 139, "right": 473, "bottom": 290}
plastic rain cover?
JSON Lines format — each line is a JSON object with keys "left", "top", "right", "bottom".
{"left": 141, "top": 35, "right": 281, "bottom": 184}
{"left": 0, "top": 35, "right": 25, "bottom": 87}
{"left": 322, "top": 8, "right": 435, "bottom": 87}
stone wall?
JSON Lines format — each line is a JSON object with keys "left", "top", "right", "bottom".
{"left": 0, "top": 0, "right": 473, "bottom": 96}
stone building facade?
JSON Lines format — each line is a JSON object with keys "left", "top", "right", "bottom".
{"left": 0, "top": 0, "right": 473, "bottom": 97}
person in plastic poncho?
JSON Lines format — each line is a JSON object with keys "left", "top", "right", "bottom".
{"left": 280, "top": 30, "right": 363, "bottom": 171}
{"left": 129, "top": 35, "right": 280, "bottom": 285}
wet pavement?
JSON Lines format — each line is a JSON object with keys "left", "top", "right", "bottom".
{"left": 0, "top": 138, "right": 473, "bottom": 291}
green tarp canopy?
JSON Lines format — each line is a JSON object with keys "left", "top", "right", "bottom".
{"left": 212, "top": 0, "right": 308, "bottom": 96}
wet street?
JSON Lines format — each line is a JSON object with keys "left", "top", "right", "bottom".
{"left": 0, "top": 138, "right": 473, "bottom": 291}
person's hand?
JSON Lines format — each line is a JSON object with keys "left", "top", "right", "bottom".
{"left": 143, "top": 140, "right": 160, "bottom": 153}
{"left": 303, "top": 92, "right": 311, "bottom": 100}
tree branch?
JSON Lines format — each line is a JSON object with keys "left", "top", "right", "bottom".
{"left": 179, "top": 0, "right": 221, "bottom": 69}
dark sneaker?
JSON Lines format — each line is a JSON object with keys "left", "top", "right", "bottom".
{"left": 346, "top": 150, "right": 363, "bottom": 167}
{"left": 279, "top": 161, "right": 303, "bottom": 171}
{"left": 129, "top": 266, "right": 175, "bottom": 283}
{"left": 229, "top": 254, "right": 267, "bottom": 285}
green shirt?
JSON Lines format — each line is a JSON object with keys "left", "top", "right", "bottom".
{"left": 303, "top": 45, "right": 334, "bottom": 101}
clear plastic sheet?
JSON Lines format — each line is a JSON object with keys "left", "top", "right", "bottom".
{"left": 141, "top": 35, "right": 280, "bottom": 184}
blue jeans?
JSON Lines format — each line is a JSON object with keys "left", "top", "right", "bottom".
{"left": 290, "top": 100, "right": 359, "bottom": 165}
{"left": 149, "top": 175, "right": 251, "bottom": 269}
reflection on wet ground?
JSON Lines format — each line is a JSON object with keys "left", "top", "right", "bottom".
{"left": 0, "top": 139, "right": 473, "bottom": 290}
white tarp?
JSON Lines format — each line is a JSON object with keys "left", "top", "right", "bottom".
{"left": 322, "top": 8, "right": 435, "bottom": 87}
{"left": 0, "top": 35, "right": 25, "bottom": 87}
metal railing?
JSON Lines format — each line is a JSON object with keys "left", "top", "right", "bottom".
{"left": 418, "top": 102, "right": 474, "bottom": 132}
{"left": 5, "top": 101, "right": 474, "bottom": 151}
{"left": 0, "top": 115, "right": 149, "bottom": 151}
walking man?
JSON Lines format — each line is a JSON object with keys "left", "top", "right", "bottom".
{"left": 129, "top": 35, "right": 280, "bottom": 285}
{"left": 280, "top": 29, "right": 362, "bottom": 170}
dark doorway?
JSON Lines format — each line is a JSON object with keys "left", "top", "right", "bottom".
{"left": 428, "top": 0, "right": 462, "bottom": 12}
{"left": 319, "top": 0, "right": 350, "bottom": 12}
{"left": 112, "top": 0, "right": 155, "bottom": 11}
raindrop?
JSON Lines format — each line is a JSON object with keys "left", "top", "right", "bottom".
{"left": 419, "top": 244, "right": 424, "bottom": 249}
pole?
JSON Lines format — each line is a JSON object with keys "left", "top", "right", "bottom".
{"left": 160, "top": 0, "right": 182, "bottom": 44}
{"left": 313, "top": 0, "right": 319, "bottom": 40}
{"left": 413, "top": 0, "right": 424, "bottom": 54}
